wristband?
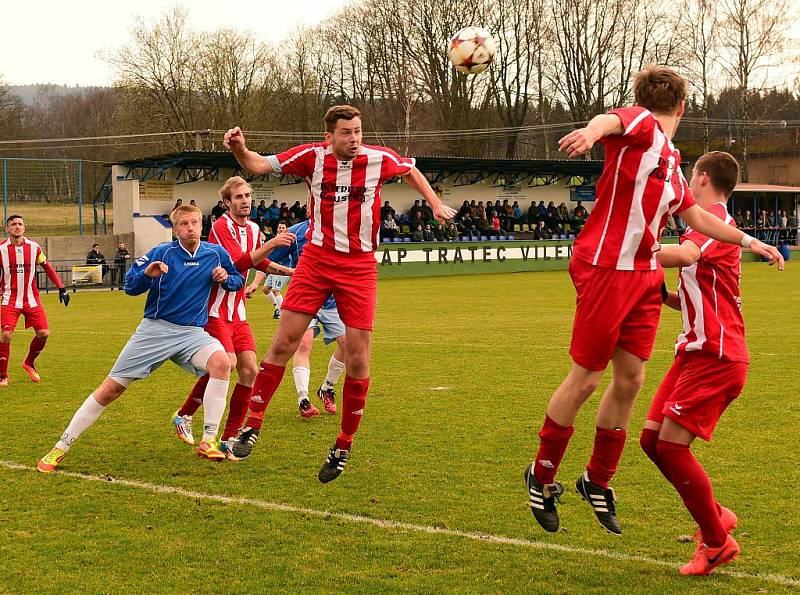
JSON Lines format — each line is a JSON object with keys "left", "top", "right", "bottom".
{"left": 740, "top": 234, "right": 755, "bottom": 248}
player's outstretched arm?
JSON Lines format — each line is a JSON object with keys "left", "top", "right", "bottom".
{"left": 402, "top": 167, "right": 457, "bottom": 222}
{"left": 245, "top": 271, "right": 266, "bottom": 299}
{"left": 657, "top": 243, "right": 701, "bottom": 269}
{"left": 223, "top": 127, "right": 273, "bottom": 175}
{"left": 124, "top": 251, "right": 165, "bottom": 295}
{"left": 248, "top": 232, "right": 295, "bottom": 268}
{"left": 680, "top": 205, "right": 785, "bottom": 270}
{"left": 558, "top": 114, "right": 624, "bottom": 158}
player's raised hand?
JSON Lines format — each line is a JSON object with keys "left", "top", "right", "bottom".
{"left": 558, "top": 127, "right": 600, "bottom": 158}
{"left": 58, "top": 287, "right": 70, "bottom": 307}
{"left": 144, "top": 261, "right": 169, "bottom": 278}
{"left": 266, "top": 233, "right": 295, "bottom": 250}
{"left": 748, "top": 238, "right": 785, "bottom": 271}
{"left": 211, "top": 266, "right": 229, "bottom": 283}
{"left": 223, "top": 127, "right": 246, "bottom": 152}
{"left": 433, "top": 204, "right": 457, "bottom": 222}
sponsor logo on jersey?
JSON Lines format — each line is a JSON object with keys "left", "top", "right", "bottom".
{"left": 669, "top": 403, "right": 683, "bottom": 416}
{"left": 184, "top": 261, "right": 200, "bottom": 267}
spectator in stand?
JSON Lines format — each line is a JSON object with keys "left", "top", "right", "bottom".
{"left": 534, "top": 220, "right": 553, "bottom": 240}
{"left": 279, "top": 202, "right": 291, "bottom": 222}
{"left": 420, "top": 199, "right": 434, "bottom": 223}
{"left": 380, "top": 200, "right": 396, "bottom": 223}
{"left": 458, "top": 213, "right": 477, "bottom": 238}
{"left": 267, "top": 200, "right": 281, "bottom": 232}
{"left": 485, "top": 200, "right": 495, "bottom": 222}
{"left": 768, "top": 209, "right": 780, "bottom": 228}
{"left": 172, "top": 199, "right": 183, "bottom": 212}
{"left": 734, "top": 209, "right": 744, "bottom": 228}
{"left": 557, "top": 202, "right": 570, "bottom": 227}
{"left": 756, "top": 210, "right": 768, "bottom": 239}
{"left": 380, "top": 214, "right": 399, "bottom": 241}
{"left": 423, "top": 224, "right": 435, "bottom": 242}
{"left": 457, "top": 200, "right": 470, "bottom": 221}
{"left": 665, "top": 214, "right": 677, "bottom": 236}
{"left": 545, "top": 201, "right": 558, "bottom": 230}
{"left": 527, "top": 202, "right": 539, "bottom": 231}
{"left": 112, "top": 241, "right": 131, "bottom": 288}
{"left": 86, "top": 243, "right": 107, "bottom": 281}
{"left": 257, "top": 200, "right": 268, "bottom": 220}
{"left": 780, "top": 210, "right": 788, "bottom": 229}
{"left": 411, "top": 210, "right": 425, "bottom": 232}
{"left": 537, "top": 200, "right": 548, "bottom": 221}
{"left": 475, "top": 215, "right": 489, "bottom": 236}
{"left": 301, "top": 203, "right": 309, "bottom": 221}
{"left": 572, "top": 200, "right": 587, "bottom": 221}
{"left": 503, "top": 200, "right": 514, "bottom": 231}
{"left": 742, "top": 209, "right": 753, "bottom": 231}
{"left": 189, "top": 200, "right": 197, "bottom": 207}
{"left": 211, "top": 200, "right": 226, "bottom": 220}
{"left": 408, "top": 199, "right": 422, "bottom": 223}
{"left": 249, "top": 200, "right": 259, "bottom": 221}
{"left": 412, "top": 224, "right": 424, "bottom": 242}
{"left": 491, "top": 213, "right": 502, "bottom": 235}
{"left": 290, "top": 200, "right": 304, "bottom": 222}
{"left": 513, "top": 201, "right": 524, "bottom": 230}
{"left": 445, "top": 221, "right": 459, "bottom": 241}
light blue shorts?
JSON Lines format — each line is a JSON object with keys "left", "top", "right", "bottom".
{"left": 265, "top": 274, "right": 290, "bottom": 290}
{"left": 109, "top": 318, "right": 224, "bottom": 380}
{"left": 307, "top": 306, "right": 345, "bottom": 345}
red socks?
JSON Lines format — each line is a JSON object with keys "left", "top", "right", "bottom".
{"left": 245, "top": 363, "right": 286, "bottom": 430}
{"left": 533, "top": 415, "right": 574, "bottom": 485}
{"left": 0, "top": 342, "right": 9, "bottom": 378}
{"left": 639, "top": 427, "right": 672, "bottom": 481}
{"left": 335, "top": 376, "right": 369, "bottom": 450}
{"left": 586, "top": 426, "right": 627, "bottom": 489}
{"left": 221, "top": 383, "right": 252, "bottom": 441}
{"left": 656, "top": 439, "right": 727, "bottom": 547}
{"left": 178, "top": 374, "right": 209, "bottom": 417}
{"left": 24, "top": 336, "right": 47, "bottom": 367}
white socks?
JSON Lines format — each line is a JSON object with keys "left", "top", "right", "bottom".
{"left": 202, "top": 377, "right": 229, "bottom": 441}
{"left": 56, "top": 395, "right": 106, "bottom": 451}
{"left": 275, "top": 293, "right": 284, "bottom": 310}
{"left": 323, "top": 355, "right": 345, "bottom": 390}
{"left": 293, "top": 366, "right": 310, "bottom": 402}
{"left": 266, "top": 291, "right": 277, "bottom": 306}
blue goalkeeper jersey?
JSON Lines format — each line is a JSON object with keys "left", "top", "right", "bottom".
{"left": 269, "top": 220, "right": 336, "bottom": 310}
{"left": 125, "top": 240, "right": 244, "bottom": 327}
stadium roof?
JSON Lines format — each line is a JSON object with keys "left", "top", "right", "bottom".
{"left": 734, "top": 183, "right": 800, "bottom": 193}
{"left": 110, "top": 151, "right": 604, "bottom": 187}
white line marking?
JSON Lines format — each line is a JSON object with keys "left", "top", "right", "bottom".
{"left": 2, "top": 460, "right": 797, "bottom": 588}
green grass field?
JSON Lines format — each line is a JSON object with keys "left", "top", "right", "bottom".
{"left": 1, "top": 264, "right": 798, "bottom": 593}
{"left": 4, "top": 203, "right": 111, "bottom": 236}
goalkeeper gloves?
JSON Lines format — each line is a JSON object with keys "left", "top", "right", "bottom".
{"left": 58, "top": 287, "right": 70, "bottom": 307}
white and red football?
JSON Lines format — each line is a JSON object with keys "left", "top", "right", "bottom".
{"left": 447, "top": 27, "right": 497, "bottom": 75}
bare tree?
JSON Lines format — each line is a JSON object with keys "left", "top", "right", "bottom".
{"left": 0, "top": 76, "right": 23, "bottom": 132}
{"left": 717, "top": 0, "right": 789, "bottom": 180}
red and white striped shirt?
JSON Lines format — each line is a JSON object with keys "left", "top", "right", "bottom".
{"left": 207, "top": 214, "right": 266, "bottom": 322}
{"left": 675, "top": 202, "right": 748, "bottom": 363}
{"left": 267, "top": 142, "right": 415, "bottom": 253}
{"left": 0, "top": 238, "right": 49, "bottom": 308}
{"left": 572, "top": 106, "right": 697, "bottom": 271}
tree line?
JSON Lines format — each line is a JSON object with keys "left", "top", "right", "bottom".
{"left": 0, "top": 0, "right": 797, "bottom": 189}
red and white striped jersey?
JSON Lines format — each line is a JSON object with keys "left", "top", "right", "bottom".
{"left": 267, "top": 142, "right": 415, "bottom": 253}
{"left": 572, "top": 106, "right": 697, "bottom": 271}
{"left": 0, "top": 238, "right": 48, "bottom": 308}
{"left": 207, "top": 214, "right": 263, "bottom": 322}
{"left": 675, "top": 202, "right": 748, "bottom": 363}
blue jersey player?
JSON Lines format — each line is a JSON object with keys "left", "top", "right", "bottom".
{"left": 38, "top": 206, "right": 245, "bottom": 472}
{"left": 247, "top": 219, "right": 346, "bottom": 418}
{"left": 262, "top": 221, "right": 291, "bottom": 318}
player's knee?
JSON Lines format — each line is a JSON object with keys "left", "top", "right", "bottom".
{"left": 615, "top": 369, "right": 645, "bottom": 394}
{"left": 207, "top": 352, "right": 232, "bottom": 377}
{"left": 0, "top": 330, "right": 12, "bottom": 343}
{"left": 238, "top": 361, "right": 258, "bottom": 385}
{"left": 35, "top": 329, "right": 49, "bottom": 340}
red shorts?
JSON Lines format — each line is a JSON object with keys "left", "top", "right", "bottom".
{"left": 204, "top": 317, "right": 257, "bottom": 354}
{"left": 282, "top": 244, "right": 377, "bottom": 331}
{"left": 1, "top": 304, "right": 49, "bottom": 332}
{"left": 569, "top": 257, "right": 664, "bottom": 371}
{"left": 646, "top": 351, "right": 748, "bottom": 441}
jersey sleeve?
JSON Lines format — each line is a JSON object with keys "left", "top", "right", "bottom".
{"left": 672, "top": 169, "right": 697, "bottom": 215}
{"left": 215, "top": 245, "right": 245, "bottom": 292}
{"left": 125, "top": 245, "right": 163, "bottom": 295}
{"left": 683, "top": 203, "right": 731, "bottom": 255}
{"left": 266, "top": 143, "right": 320, "bottom": 177}
{"left": 379, "top": 147, "right": 416, "bottom": 180}
{"left": 601, "top": 106, "right": 655, "bottom": 147}
{"left": 209, "top": 219, "right": 255, "bottom": 273}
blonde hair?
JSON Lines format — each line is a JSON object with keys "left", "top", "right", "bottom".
{"left": 219, "top": 176, "right": 250, "bottom": 203}
{"left": 170, "top": 204, "right": 203, "bottom": 225}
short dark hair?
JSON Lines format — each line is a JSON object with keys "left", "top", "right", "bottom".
{"left": 324, "top": 105, "right": 361, "bottom": 133}
{"left": 633, "top": 65, "right": 687, "bottom": 114}
{"left": 6, "top": 214, "right": 22, "bottom": 224}
{"left": 694, "top": 151, "right": 740, "bottom": 198}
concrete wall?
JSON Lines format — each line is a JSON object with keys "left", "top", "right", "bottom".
{"left": 28, "top": 232, "right": 134, "bottom": 264}
{"left": 748, "top": 154, "right": 800, "bottom": 186}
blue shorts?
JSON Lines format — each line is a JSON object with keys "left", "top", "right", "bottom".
{"left": 307, "top": 306, "right": 345, "bottom": 345}
{"left": 109, "top": 318, "right": 224, "bottom": 380}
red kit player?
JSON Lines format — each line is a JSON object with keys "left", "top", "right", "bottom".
{"left": 171, "top": 176, "right": 294, "bottom": 460}
{"left": 524, "top": 66, "right": 783, "bottom": 535}
{"left": 223, "top": 105, "right": 457, "bottom": 481}
{"left": 641, "top": 152, "right": 748, "bottom": 575}
{"left": 0, "top": 215, "right": 69, "bottom": 386}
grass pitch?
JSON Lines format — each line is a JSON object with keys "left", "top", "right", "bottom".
{"left": 1, "top": 263, "right": 799, "bottom": 593}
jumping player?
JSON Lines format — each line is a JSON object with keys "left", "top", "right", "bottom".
{"left": 525, "top": 65, "right": 783, "bottom": 534}
{"left": 223, "top": 104, "right": 456, "bottom": 482}
{"left": 1, "top": 215, "right": 69, "bottom": 386}
{"left": 37, "top": 205, "right": 244, "bottom": 472}
{"left": 263, "top": 221, "right": 291, "bottom": 319}
{"left": 171, "top": 177, "right": 294, "bottom": 460}
{"left": 640, "top": 152, "right": 747, "bottom": 576}
{"left": 246, "top": 218, "right": 346, "bottom": 418}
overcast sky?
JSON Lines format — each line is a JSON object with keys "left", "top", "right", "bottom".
{"left": 2, "top": 0, "right": 348, "bottom": 86}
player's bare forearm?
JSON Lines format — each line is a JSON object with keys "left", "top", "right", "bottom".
{"left": 267, "top": 263, "right": 293, "bottom": 276}
{"left": 657, "top": 243, "right": 700, "bottom": 268}
{"left": 232, "top": 147, "right": 272, "bottom": 175}
{"left": 679, "top": 205, "right": 744, "bottom": 246}
{"left": 664, "top": 290, "right": 681, "bottom": 311}
{"left": 404, "top": 168, "right": 439, "bottom": 206}
{"left": 558, "top": 114, "right": 624, "bottom": 158}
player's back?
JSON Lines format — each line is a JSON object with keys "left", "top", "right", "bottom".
{"left": 573, "top": 106, "right": 695, "bottom": 272}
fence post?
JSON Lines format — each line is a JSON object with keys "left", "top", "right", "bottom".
{"left": 78, "top": 160, "right": 84, "bottom": 236}
{"left": 2, "top": 159, "right": 7, "bottom": 223}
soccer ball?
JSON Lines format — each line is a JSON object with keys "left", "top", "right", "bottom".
{"left": 447, "top": 27, "right": 497, "bottom": 75}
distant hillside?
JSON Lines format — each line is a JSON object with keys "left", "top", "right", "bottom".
{"left": 9, "top": 84, "right": 110, "bottom": 106}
